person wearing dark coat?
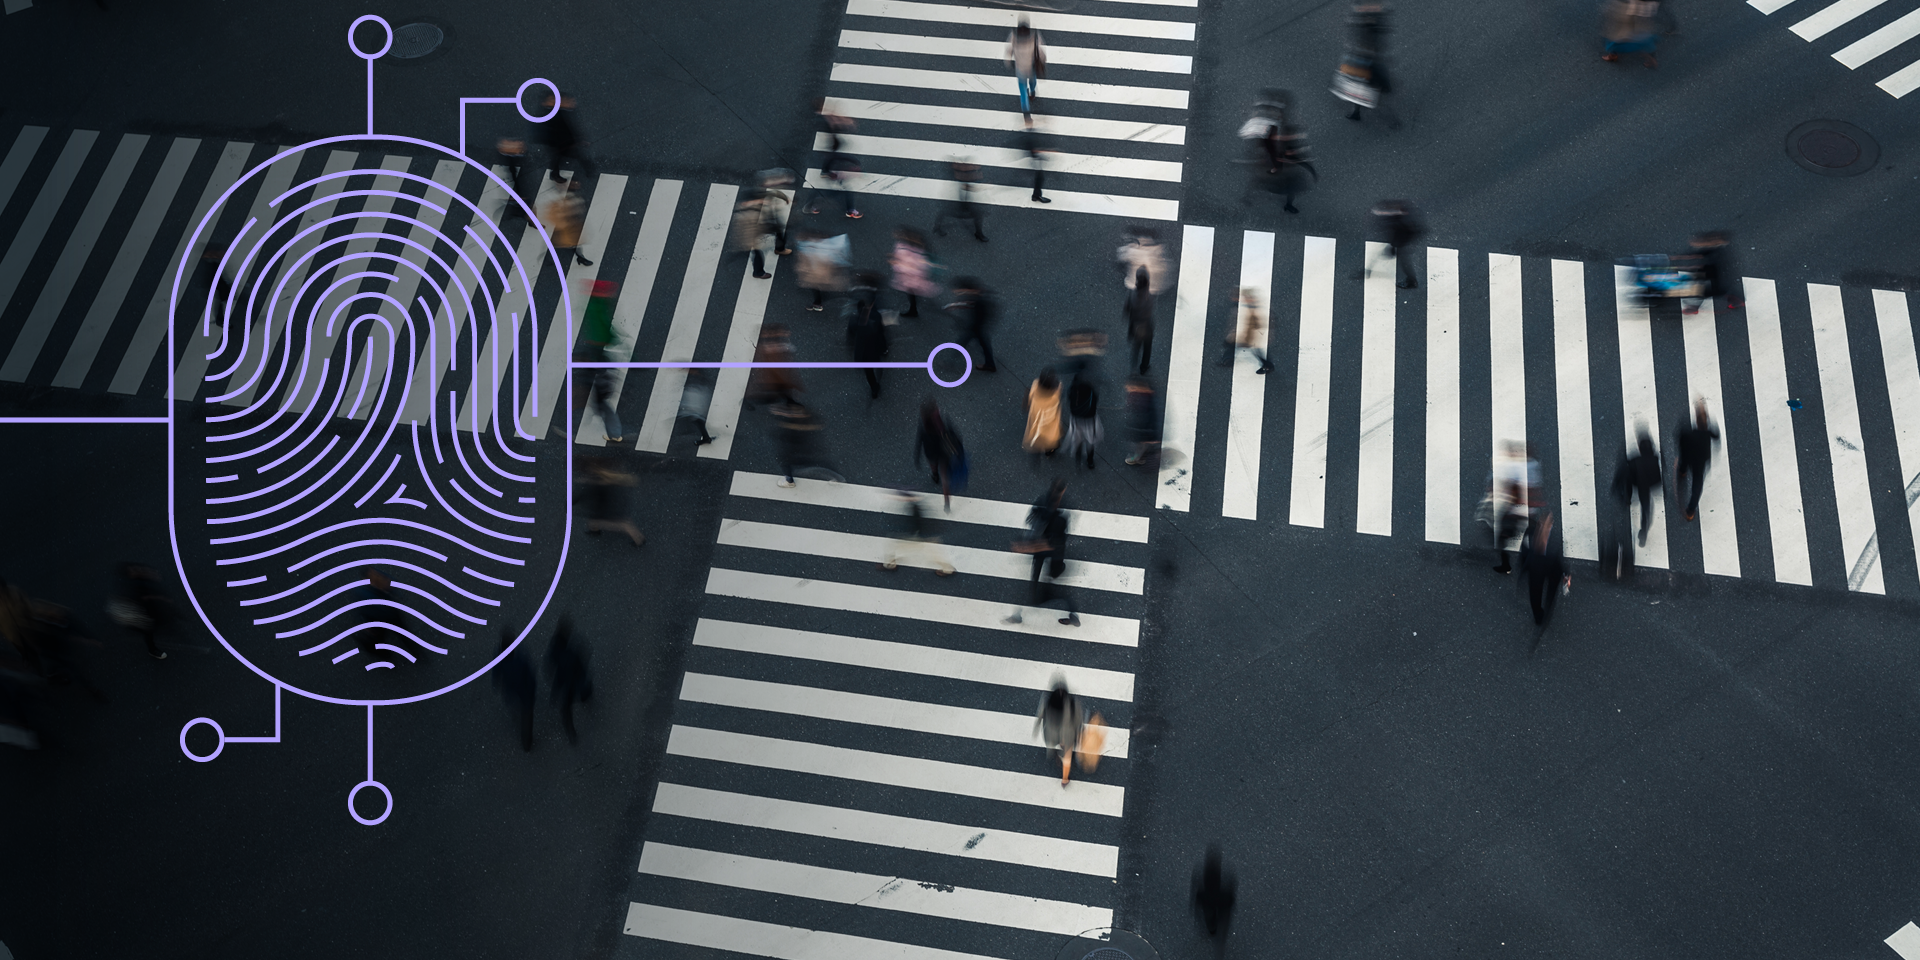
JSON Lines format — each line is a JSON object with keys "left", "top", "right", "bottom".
{"left": 1521, "top": 509, "right": 1567, "bottom": 629}
{"left": 1674, "top": 398, "right": 1719, "bottom": 522}
{"left": 915, "top": 400, "right": 963, "bottom": 507}
{"left": 1006, "top": 479, "right": 1078, "bottom": 626}
{"left": 538, "top": 93, "right": 596, "bottom": 182}
{"left": 1124, "top": 376, "right": 1161, "bottom": 466}
{"left": 547, "top": 618, "right": 593, "bottom": 745}
{"left": 493, "top": 633, "right": 536, "bottom": 751}
{"left": 1684, "top": 230, "right": 1743, "bottom": 313}
{"left": 1192, "top": 845, "right": 1237, "bottom": 952}
{"left": 846, "top": 298, "right": 889, "bottom": 399}
{"left": 1124, "top": 267, "right": 1155, "bottom": 375}
{"left": 946, "top": 278, "right": 998, "bottom": 373}
{"left": 1612, "top": 428, "right": 1664, "bottom": 549}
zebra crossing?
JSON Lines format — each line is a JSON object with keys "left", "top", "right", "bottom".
{"left": 808, "top": 0, "right": 1198, "bottom": 222}
{"left": 1750, "top": 0, "right": 1920, "bottom": 96}
{"left": 618, "top": 470, "right": 1148, "bottom": 959}
{"left": 1156, "top": 228, "right": 1920, "bottom": 597}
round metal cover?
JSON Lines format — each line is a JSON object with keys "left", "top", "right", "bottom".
{"left": 388, "top": 22, "right": 444, "bottom": 59}
{"left": 1084, "top": 950, "right": 1134, "bottom": 960}
{"left": 1786, "top": 119, "right": 1879, "bottom": 177}
{"left": 1052, "top": 928, "right": 1160, "bottom": 960}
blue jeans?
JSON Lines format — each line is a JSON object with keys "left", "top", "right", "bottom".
{"left": 1017, "top": 73, "right": 1037, "bottom": 113}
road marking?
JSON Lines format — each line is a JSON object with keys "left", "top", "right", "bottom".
{"left": 678, "top": 672, "right": 1129, "bottom": 756}
{"left": 124, "top": 141, "right": 253, "bottom": 397}
{"left": 1356, "top": 241, "right": 1397, "bottom": 536}
{"left": 1222, "top": 230, "right": 1272, "bottom": 520}
{"left": 1792, "top": 0, "right": 1891, "bottom": 39}
{"left": 1878, "top": 57, "right": 1920, "bottom": 97}
{"left": 844, "top": 0, "right": 1198, "bottom": 41}
{"left": 666, "top": 725, "right": 1127, "bottom": 815}
{"left": 1742, "top": 278, "right": 1813, "bottom": 585}
{"left": 634, "top": 183, "right": 736, "bottom": 452}
{"left": 576, "top": 178, "right": 681, "bottom": 445}
{"left": 837, "top": 30, "right": 1194, "bottom": 73}
{"left": 623, "top": 902, "right": 1012, "bottom": 960}
{"left": 1426, "top": 246, "right": 1461, "bottom": 544}
{"left": 1551, "top": 259, "right": 1598, "bottom": 560}
{"left": 651, "top": 783, "right": 1120, "bottom": 876}
{"left": 0, "top": 130, "right": 98, "bottom": 349}
{"left": 727, "top": 470, "right": 1151, "bottom": 542}
{"left": 825, "top": 98, "right": 1185, "bottom": 145}
{"left": 700, "top": 196, "right": 792, "bottom": 460}
{"left": 344, "top": 159, "right": 466, "bottom": 419}
{"left": 1834, "top": 6, "right": 1920, "bottom": 66}
{"left": 286, "top": 155, "right": 414, "bottom": 417}
{"left": 815, "top": 132, "right": 1184, "bottom": 183}
{"left": 1873, "top": 290, "right": 1920, "bottom": 591}
{"left": 830, "top": 62, "right": 1190, "bottom": 109}
{"left": 392, "top": 163, "right": 518, "bottom": 426}
{"left": 1613, "top": 265, "right": 1669, "bottom": 568}
{"left": 804, "top": 168, "right": 1177, "bottom": 222}
{"left": 1289, "top": 236, "right": 1337, "bottom": 528}
{"left": 1158, "top": 225, "right": 1212, "bottom": 510}
{"left": 1749, "top": 0, "right": 1802, "bottom": 13}
{"left": 455, "top": 173, "right": 568, "bottom": 433}
{"left": 716, "top": 518, "right": 1145, "bottom": 593}
{"left": 1681, "top": 300, "right": 1742, "bottom": 577}
{"left": 1808, "top": 283, "right": 1882, "bottom": 593}
{"left": 705, "top": 568, "right": 1140, "bottom": 646}
{"left": 0, "top": 128, "right": 48, "bottom": 232}
{"left": 171, "top": 146, "right": 296, "bottom": 402}
{"left": 693, "top": 618, "right": 1138, "bottom": 702}
{"left": 637, "top": 842, "right": 1111, "bottom": 936}
{"left": 1886, "top": 921, "right": 1920, "bottom": 960}
{"left": 519, "top": 174, "right": 629, "bottom": 438}
{"left": 1488, "top": 252, "right": 1527, "bottom": 477}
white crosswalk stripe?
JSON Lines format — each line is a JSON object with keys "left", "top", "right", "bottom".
{"left": 1751, "top": 0, "right": 1920, "bottom": 96}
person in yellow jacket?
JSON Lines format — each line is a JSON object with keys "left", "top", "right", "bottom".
{"left": 1023, "top": 368, "right": 1063, "bottom": 454}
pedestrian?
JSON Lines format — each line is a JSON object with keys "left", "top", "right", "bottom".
{"left": 808, "top": 99, "right": 863, "bottom": 219}
{"left": 111, "top": 562, "right": 173, "bottom": 660}
{"left": 1612, "top": 427, "right": 1663, "bottom": 549}
{"left": 1124, "top": 267, "right": 1155, "bottom": 375}
{"left": 888, "top": 227, "right": 940, "bottom": 319}
{"left": 492, "top": 632, "right": 536, "bottom": 751}
{"left": 581, "top": 457, "right": 645, "bottom": 545}
{"left": 1116, "top": 228, "right": 1168, "bottom": 297}
{"left": 915, "top": 399, "right": 967, "bottom": 508}
{"left": 585, "top": 349, "right": 625, "bottom": 444}
{"left": 846, "top": 298, "right": 890, "bottom": 399}
{"left": 678, "top": 371, "right": 717, "bottom": 446}
{"left": 1674, "top": 398, "right": 1718, "bottom": 522}
{"left": 1238, "top": 90, "right": 1292, "bottom": 173}
{"left": 932, "top": 161, "right": 988, "bottom": 242}
{"left": 1601, "top": 0, "right": 1661, "bottom": 67}
{"left": 547, "top": 617, "right": 593, "bottom": 745}
{"left": 1521, "top": 509, "right": 1569, "bottom": 629}
{"left": 1192, "top": 846, "right": 1238, "bottom": 951}
{"left": 197, "top": 240, "right": 235, "bottom": 314}
{"left": 1124, "top": 376, "right": 1161, "bottom": 465}
{"left": 354, "top": 567, "right": 399, "bottom": 665}
{"left": 538, "top": 92, "right": 597, "bottom": 182}
{"left": 1219, "top": 286, "right": 1274, "bottom": 374}
{"left": 946, "top": 277, "right": 998, "bottom": 373}
{"left": 731, "top": 183, "right": 782, "bottom": 280}
{"left": 495, "top": 137, "right": 536, "bottom": 221}
{"left": 1336, "top": 1, "right": 1397, "bottom": 122}
{"left": 772, "top": 401, "right": 847, "bottom": 486}
{"left": 1365, "top": 200, "right": 1422, "bottom": 289}
{"left": 1063, "top": 375, "right": 1102, "bottom": 469}
{"left": 1007, "top": 483, "right": 1079, "bottom": 627}
{"left": 539, "top": 178, "right": 594, "bottom": 266}
{"left": 1682, "top": 230, "right": 1742, "bottom": 313}
{"left": 1023, "top": 368, "right": 1064, "bottom": 456}
{"left": 1020, "top": 117, "right": 1052, "bottom": 204}
{"left": 1056, "top": 328, "right": 1107, "bottom": 384}
{"left": 794, "top": 226, "right": 850, "bottom": 312}
{"left": 1484, "top": 440, "right": 1540, "bottom": 574}
{"left": 1006, "top": 17, "right": 1047, "bottom": 117}
{"left": 746, "top": 323, "right": 803, "bottom": 410}
{"left": 1268, "top": 124, "right": 1318, "bottom": 214}
{"left": 880, "top": 490, "right": 957, "bottom": 576}
{"left": 1033, "top": 679, "right": 1083, "bottom": 785}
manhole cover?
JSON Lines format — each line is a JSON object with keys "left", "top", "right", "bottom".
{"left": 1052, "top": 929, "right": 1159, "bottom": 960}
{"left": 388, "top": 22, "right": 444, "bottom": 59}
{"left": 1084, "top": 950, "right": 1134, "bottom": 960}
{"left": 1786, "top": 119, "right": 1879, "bottom": 176}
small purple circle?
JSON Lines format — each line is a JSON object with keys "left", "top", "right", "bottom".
{"left": 518, "top": 79, "right": 562, "bottom": 124}
{"left": 347, "top": 15, "right": 393, "bottom": 60}
{"left": 349, "top": 780, "right": 394, "bottom": 826}
{"left": 179, "top": 718, "right": 225, "bottom": 762}
{"left": 925, "top": 342, "right": 973, "bottom": 388}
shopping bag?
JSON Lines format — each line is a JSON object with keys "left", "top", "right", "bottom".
{"left": 1076, "top": 713, "right": 1106, "bottom": 773}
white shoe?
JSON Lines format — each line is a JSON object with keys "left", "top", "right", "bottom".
{"left": 776, "top": 479, "right": 796, "bottom": 488}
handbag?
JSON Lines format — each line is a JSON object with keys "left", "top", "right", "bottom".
{"left": 1076, "top": 713, "right": 1105, "bottom": 773}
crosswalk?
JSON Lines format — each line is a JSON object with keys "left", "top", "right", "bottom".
{"left": 1153, "top": 228, "right": 1920, "bottom": 597}
{"left": 809, "top": 0, "right": 1198, "bottom": 222}
{"left": 1751, "top": 0, "right": 1920, "bottom": 96}
{"left": 619, "top": 470, "right": 1148, "bottom": 959}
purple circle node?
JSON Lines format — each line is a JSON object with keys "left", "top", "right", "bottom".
{"left": 180, "top": 717, "right": 225, "bottom": 762}
{"left": 349, "top": 780, "right": 394, "bottom": 826}
{"left": 348, "top": 15, "right": 394, "bottom": 60}
{"left": 925, "top": 342, "right": 973, "bottom": 388}
{"left": 518, "top": 79, "right": 562, "bottom": 123}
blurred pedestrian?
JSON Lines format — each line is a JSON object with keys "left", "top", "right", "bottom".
{"left": 1220, "top": 286, "right": 1274, "bottom": 374}
{"left": 1239, "top": 90, "right": 1292, "bottom": 173}
{"left": 794, "top": 226, "right": 850, "bottom": 312}
{"left": 746, "top": 322, "right": 803, "bottom": 409}
{"left": 1007, "top": 480, "right": 1080, "bottom": 628}
{"left": 111, "top": 562, "right": 173, "bottom": 660}
{"left": 933, "top": 161, "right": 988, "bottom": 242}
{"left": 846, "top": 298, "right": 890, "bottom": 399}
{"left": 808, "top": 99, "right": 863, "bottom": 219}
{"left": 1124, "top": 266, "right": 1155, "bottom": 375}
{"left": 1116, "top": 228, "right": 1168, "bottom": 298}
{"left": 1269, "top": 124, "right": 1318, "bottom": 214}
{"left": 731, "top": 179, "right": 786, "bottom": 280}
{"left": 585, "top": 349, "right": 625, "bottom": 444}
{"left": 1365, "top": 200, "right": 1422, "bottom": 289}
{"left": 1021, "top": 117, "right": 1052, "bottom": 204}
{"left": 197, "top": 240, "right": 235, "bottom": 316}
{"left": 539, "top": 178, "right": 593, "bottom": 266}
{"left": 1682, "top": 230, "right": 1742, "bottom": 313}
{"left": 547, "top": 617, "right": 593, "bottom": 745}
{"left": 581, "top": 458, "right": 645, "bottom": 545}
{"left": 1063, "top": 375, "right": 1102, "bottom": 469}
{"left": 772, "top": 401, "right": 847, "bottom": 486}
{"left": 1612, "top": 427, "right": 1663, "bottom": 548}
{"left": 493, "top": 632, "right": 536, "bottom": 751}
{"left": 946, "top": 276, "right": 998, "bottom": 373}
{"left": 915, "top": 399, "right": 967, "bottom": 507}
{"left": 1034, "top": 678, "right": 1083, "bottom": 785}
{"left": 1601, "top": 0, "right": 1661, "bottom": 67}
{"left": 889, "top": 227, "right": 940, "bottom": 318}
{"left": 1193, "top": 845, "right": 1237, "bottom": 950}
{"left": 1484, "top": 440, "right": 1539, "bottom": 574}
{"left": 1521, "top": 509, "right": 1569, "bottom": 629}
{"left": 678, "top": 371, "right": 717, "bottom": 446}
{"left": 880, "top": 490, "right": 957, "bottom": 576}
{"left": 1023, "top": 368, "right": 1064, "bottom": 456}
{"left": 1674, "top": 398, "right": 1718, "bottom": 522}
{"left": 1336, "top": 1, "right": 1397, "bottom": 122}
{"left": 355, "top": 567, "right": 398, "bottom": 664}
{"left": 1006, "top": 17, "right": 1047, "bottom": 117}
{"left": 539, "top": 92, "right": 597, "bottom": 182}
{"left": 1056, "top": 328, "right": 1107, "bottom": 384}
{"left": 495, "top": 137, "right": 536, "bottom": 221}
{"left": 1124, "top": 376, "right": 1161, "bottom": 466}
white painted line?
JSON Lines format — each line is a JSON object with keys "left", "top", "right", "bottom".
{"left": 1425, "top": 247, "right": 1461, "bottom": 544}
{"left": 667, "top": 725, "right": 1127, "bottom": 814}
{"left": 0, "top": 130, "right": 96, "bottom": 339}
{"left": 838, "top": 30, "right": 1193, "bottom": 73}
{"left": 651, "top": 782, "right": 1120, "bottom": 876}
{"left": 1356, "top": 241, "right": 1397, "bottom": 536}
{"left": 804, "top": 168, "right": 1177, "bottom": 222}
{"left": 1886, "top": 921, "right": 1920, "bottom": 960}
{"left": 1834, "top": 6, "right": 1920, "bottom": 66}
{"left": 521, "top": 174, "right": 629, "bottom": 438}
{"left": 1874, "top": 289, "right": 1920, "bottom": 593}
{"left": 0, "top": 128, "right": 47, "bottom": 225}
{"left": 831, "top": 62, "right": 1189, "bottom": 109}
{"left": 344, "top": 159, "right": 467, "bottom": 419}
{"left": 288, "top": 155, "right": 414, "bottom": 417}
{"left": 1878, "top": 57, "right": 1920, "bottom": 97}
{"left": 624, "top": 902, "right": 1011, "bottom": 960}
{"left": 1488, "top": 253, "right": 1528, "bottom": 480}
{"left": 1551, "top": 260, "right": 1598, "bottom": 561}
{"left": 55, "top": 137, "right": 199, "bottom": 389}
{"left": 825, "top": 98, "right": 1185, "bottom": 145}
{"left": 3, "top": 0, "right": 30, "bottom": 16}
{"left": 816, "top": 132, "right": 1183, "bottom": 183}
{"left": 576, "top": 178, "right": 681, "bottom": 446}
{"left": 716, "top": 518, "right": 1144, "bottom": 593}
{"left": 1289, "top": 235, "right": 1336, "bottom": 528}
{"left": 638, "top": 842, "right": 1110, "bottom": 936}
{"left": 1749, "top": 0, "right": 1802, "bottom": 13}
{"left": 1222, "top": 230, "right": 1272, "bottom": 521}
{"left": 701, "top": 191, "right": 794, "bottom": 460}
{"left": 393, "top": 164, "right": 522, "bottom": 427}
{"left": 635, "top": 183, "right": 737, "bottom": 452}
{"left": 1159, "top": 224, "right": 1213, "bottom": 511}
{"left": 170, "top": 146, "right": 295, "bottom": 402}
{"left": 705, "top": 568, "right": 1140, "bottom": 646}
{"left": 693, "top": 618, "right": 1137, "bottom": 702}
{"left": 727, "top": 470, "right": 1151, "bottom": 542}
{"left": 1680, "top": 300, "right": 1741, "bottom": 577}
{"left": 130, "top": 142, "right": 252, "bottom": 397}
{"left": 1808, "top": 283, "right": 1882, "bottom": 594}
{"left": 844, "top": 0, "right": 1198, "bottom": 40}
{"left": 1742, "top": 278, "right": 1813, "bottom": 585}
{"left": 456, "top": 173, "right": 569, "bottom": 433}
{"left": 1076, "top": 0, "right": 1198, "bottom": 8}
{"left": 679, "top": 672, "right": 1129, "bottom": 756}
{"left": 1613, "top": 265, "right": 1669, "bottom": 569}
{"left": 1791, "top": 0, "right": 1890, "bottom": 39}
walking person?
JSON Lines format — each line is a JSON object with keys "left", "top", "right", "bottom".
{"left": 1521, "top": 509, "right": 1569, "bottom": 630}
{"left": 1601, "top": 0, "right": 1661, "bottom": 67}
{"left": 1062, "top": 375, "right": 1103, "bottom": 469}
{"left": 794, "top": 227, "right": 851, "bottom": 312}
{"left": 581, "top": 457, "right": 645, "bottom": 545}
{"left": 547, "top": 617, "right": 593, "bottom": 745}
{"left": 495, "top": 137, "right": 537, "bottom": 221}
{"left": 1033, "top": 679, "right": 1083, "bottom": 786}
{"left": 1193, "top": 846, "right": 1238, "bottom": 953}
{"left": 1674, "top": 398, "right": 1719, "bottom": 522}
{"left": 808, "top": 99, "right": 863, "bottom": 219}
{"left": 493, "top": 632, "right": 536, "bottom": 752}
{"left": 772, "top": 401, "right": 847, "bottom": 486}
{"left": 584, "top": 350, "right": 625, "bottom": 444}
{"left": 1219, "top": 286, "right": 1275, "bottom": 374}
{"left": 1023, "top": 368, "right": 1064, "bottom": 456}
{"left": 678, "top": 370, "right": 717, "bottom": 446}
{"left": 1006, "top": 17, "right": 1047, "bottom": 117}
{"left": 888, "top": 227, "right": 940, "bottom": 318}
{"left": 731, "top": 181, "right": 784, "bottom": 279}
{"left": 746, "top": 323, "right": 803, "bottom": 410}
{"left": 539, "top": 178, "right": 594, "bottom": 266}
{"left": 1124, "top": 375, "right": 1161, "bottom": 466}
{"left": 1124, "top": 267, "right": 1155, "bottom": 375}
{"left": 880, "top": 490, "right": 957, "bottom": 576}
{"left": 1007, "top": 480, "right": 1080, "bottom": 627}
{"left": 539, "top": 92, "right": 597, "bottom": 182}
{"left": 1116, "top": 228, "right": 1168, "bottom": 298}
{"left": 1020, "top": 117, "right": 1052, "bottom": 203}
{"left": 846, "top": 298, "right": 890, "bottom": 399}
{"left": 915, "top": 399, "right": 967, "bottom": 508}
{"left": 112, "top": 562, "right": 174, "bottom": 660}
{"left": 1239, "top": 90, "right": 1292, "bottom": 173}
{"left": 1613, "top": 426, "right": 1664, "bottom": 548}
{"left": 932, "top": 161, "right": 988, "bottom": 241}
{"left": 1335, "top": 0, "right": 1397, "bottom": 122}
{"left": 1682, "top": 230, "right": 1742, "bottom": 313}
{"left": 1485, "top": 440, "right": 1540, "bottom": 574}
{"left": 1269, "top": 124, "right": 1318, "bottom": 214}
{"left": 946, "top": 277, "right": 998, "bottom": 373}
{"left": 1365, "top": 199, "right": 1422, "bottom": 289}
